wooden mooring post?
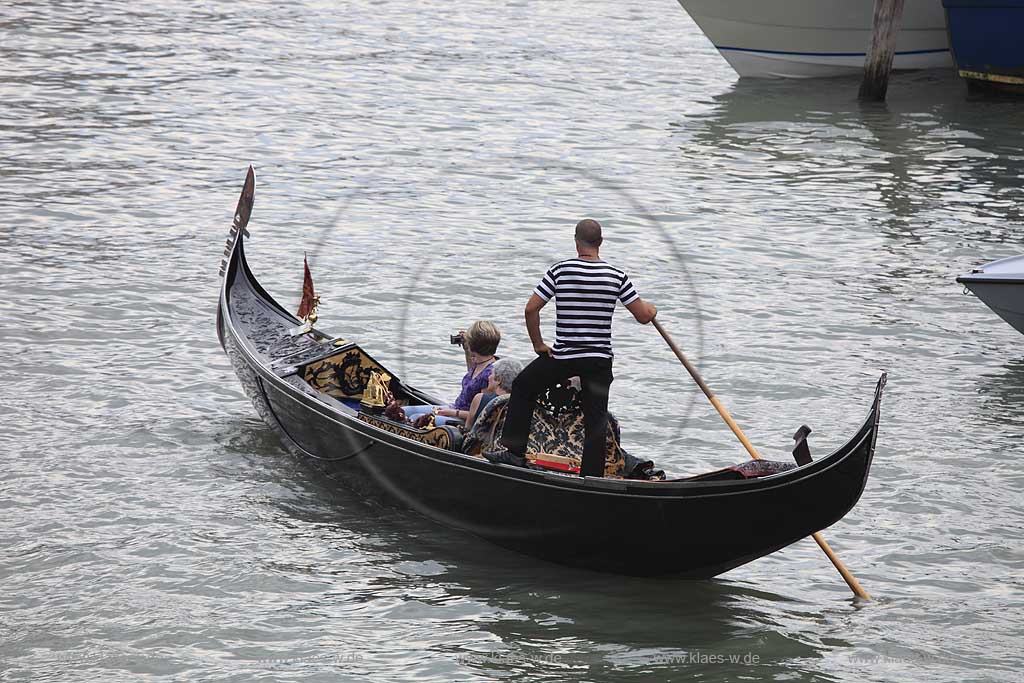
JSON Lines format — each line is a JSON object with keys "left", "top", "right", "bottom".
{"left": 859, "top": 0, "right": 907, "bottom": 101}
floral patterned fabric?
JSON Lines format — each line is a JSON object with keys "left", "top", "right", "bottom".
{"left": 462, "top": 392, "right": 659, "bottom": 479}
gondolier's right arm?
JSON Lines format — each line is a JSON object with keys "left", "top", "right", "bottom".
{"left": 524, "top": 294, "right": 552, "bottom": 357}
{"left": 626, "top": 298, "right": 657, "bottom": 324}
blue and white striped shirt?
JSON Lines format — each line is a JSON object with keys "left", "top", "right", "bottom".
{"left": 533, "top": 258, "right": 639, "bottom": 360}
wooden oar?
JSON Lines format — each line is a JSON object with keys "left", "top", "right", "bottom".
{"left": 651, "top": 318, "right": 872, "bottom": 601}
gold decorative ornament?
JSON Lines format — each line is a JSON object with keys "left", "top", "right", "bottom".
{"left": 306, "top": 294, "right": 320, "bottom": 325}
{"left": 359, "top": 370, "right": 392, "bottom": 412}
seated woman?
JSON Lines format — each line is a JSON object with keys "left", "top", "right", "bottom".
{"left": 403, "top": 320, "right": 500, "bottom": 426}
{"left": 465, "top": 358, "right": 522, "bottom": 429}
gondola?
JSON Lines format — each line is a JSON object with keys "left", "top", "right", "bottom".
{"left": 217, "top": 168, "right": 885, "bottom": 578}
{"left": 957, "top": 255, "right": 1024, "bottom": 336}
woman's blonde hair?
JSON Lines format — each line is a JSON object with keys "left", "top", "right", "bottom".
{"left": 465, "top": 320, "right": 500, "bottom": 356}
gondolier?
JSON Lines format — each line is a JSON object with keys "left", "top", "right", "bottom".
{"left": 497, "top": 219, "right": 658, "bottom": 476}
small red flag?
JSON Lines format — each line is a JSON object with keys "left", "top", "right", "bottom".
{"left": 296, "top": 253, "right": 316, "bottom": 319}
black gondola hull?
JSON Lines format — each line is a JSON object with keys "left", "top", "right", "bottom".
{"left": 216, "top": 170, "right": 883, "bottom": 578}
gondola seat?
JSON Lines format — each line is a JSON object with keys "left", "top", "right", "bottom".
{"left": 357, "top": 412, "right": 464, "bottom": 452}
{"left": 302, "top": 344, "right": 394, "bottom": 402}
{"left": 462, "top": 387, "right": 662, "bottom": 479}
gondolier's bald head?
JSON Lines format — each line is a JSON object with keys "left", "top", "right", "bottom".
{"left": 575, "top": 219, "right": 603, "bottom": 248}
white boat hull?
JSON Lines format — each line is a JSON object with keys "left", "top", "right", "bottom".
{"left": 675, "top": 0, "right": 952, "bottom": 78}
{"left": 957, "top": 256, "right": 1024, "bottom": 337}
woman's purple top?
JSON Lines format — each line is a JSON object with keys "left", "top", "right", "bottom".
{"left": 453, "top": 363, "right": 493, "bottom": 411}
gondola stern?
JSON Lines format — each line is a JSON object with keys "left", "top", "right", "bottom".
{"left": 814, "top": 372, "right": 887, "bottom": 525}
{"left": 788, "top": 372, "right": 885, "bottom": 506}
{"left": 804, "top": 372, "right": 886, "bottom": 466}
{"left": 844, "top": 372, "right": 887, "bottom": 451}
{"left": 866, "top": 371, "right": 887, "bottom": 460}
{"left": 872, "top": 372, "right": 887, "bottom": 419}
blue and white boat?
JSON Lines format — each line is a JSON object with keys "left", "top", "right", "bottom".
{"left": 674, "top": 0, "right": 952, "bottom": 78}
{"left": 943, "top": 0, "right": 1024, "bottom": 90}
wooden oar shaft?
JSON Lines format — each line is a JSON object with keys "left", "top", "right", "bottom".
{"left": 651, "top": 318, "right": 872, "bottom": 601}
{"left": 811, "top": 533, "right": 871, "bottom": 599}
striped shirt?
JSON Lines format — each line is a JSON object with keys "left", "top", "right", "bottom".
{"left": 533, "top": 258, "right": 639, "bottom": 360}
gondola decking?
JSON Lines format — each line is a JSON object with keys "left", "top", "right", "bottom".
{"left": 218, "top": 168, "right": 885, "bottom": 578}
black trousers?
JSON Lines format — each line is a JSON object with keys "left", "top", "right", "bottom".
{"left": 501, "top": 354, "right": 613, "bottom": 478}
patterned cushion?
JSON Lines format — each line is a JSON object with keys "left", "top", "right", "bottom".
{"left": 463, "top": 391, "right": 640, "bottom": 478}
{"left": 304, "top": 345, "right": 390, "bottom": 400}
{"left": 358, "top": 412, "right": 463, "bottom": 452}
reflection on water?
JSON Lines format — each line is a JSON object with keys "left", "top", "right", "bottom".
{"left": 683, "top": 71, "right": 1024, "bottom": 240}
{"left": 217, "top": 423, "right": 833, "bottom": 678}
{"left": 257, "top": 459, "right": 834, "bottom": 681}
{"left": 976, "top": 357, "right": 1024, "bottom": 432}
